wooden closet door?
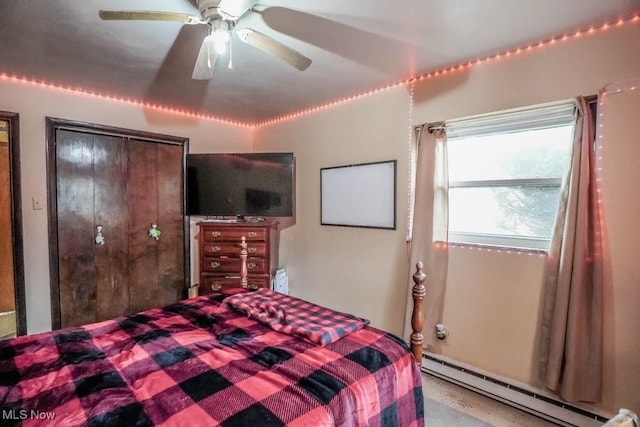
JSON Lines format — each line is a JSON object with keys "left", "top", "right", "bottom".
{"left": 56, "top": 129, "right": 96, "bottom": 327}
{"left": 58, "top": 132, "right": 187, "bottom": 326}
{"left": 51, "top": 121, "right": 187, "bottom": 329}
{"left": 127, "top": 140, "right": 184, "bottom": 313}
{"left": 57, "top": 130, "right": 130, "bottom": 327}
{"left": 155, "top": 143, "right": 185, "bottom": 307}
{"left": 93, "top": 135, "right": 130, "bottom": 321}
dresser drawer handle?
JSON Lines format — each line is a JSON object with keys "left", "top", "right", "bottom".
{"left": 247, "top": 262, "right": 257, "bottom": 269}
{"left": 211, "top": 231, "right": 222, "bottom": 237}
{"left": 212, "top": 246, "right": 221, "bottom": 252}
{"left": 247, "top": 231, "right": 257, "bottom": 238}
{"left": 247, "top": 283, "right": 259, "bottom": 290}
{"left": 211, "top": 283, "right": 222, "bottom": 291}
{"left": 211, "top": 261, "right": 221, "bottom": 268}
{"left": 248, "top": 247, "right": 257, "bottom": 253}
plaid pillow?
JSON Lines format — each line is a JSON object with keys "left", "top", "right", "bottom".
{"left": 223, "top": 288, "right": 370, "bottom": 345}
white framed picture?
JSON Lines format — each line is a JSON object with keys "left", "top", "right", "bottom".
{"left": 320, "top": 160, "right": 396, "bottom": 229}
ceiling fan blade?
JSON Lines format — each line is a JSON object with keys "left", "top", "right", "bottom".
{"left": 99, "top": 10, "right": 203, "bottom": 25}
{"left": 218, "top": 0, "right": 259, "bottom": 20}
{"left": 192, "top": 35, "right": 218, "bottom": 80}
{"left": 237, "top": 29, "right": 311, "bottom": 71}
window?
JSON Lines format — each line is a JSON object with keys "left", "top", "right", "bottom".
{"left": 446, "top": 103, "right": 576, "bottom": 250}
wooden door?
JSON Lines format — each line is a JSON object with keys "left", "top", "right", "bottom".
{"left": 0, "top": 112, "right": 25, "bottom": 338}
{"left": 127, "top": 139, "right": 184, "bottom": 313}
{"left": 93, "top": 134, "right": 130, "bottom": 321}
{"left": 53, "top": 126, "right": 186, "bottom": 328}
{"left": 0, "top": 122, "right": 15, "bottom": 314}
{"left": 56, "top": 130, "right": 130, "bottom": 327}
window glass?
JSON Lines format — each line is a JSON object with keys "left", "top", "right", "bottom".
{"left": 448, "top": 126, "right": 573, "bottom": 182}
{"left": 449, "top": 186, "right": 562, "bottom": 238}
{"left": 446, "top": 108, "right": 575, "bottom": 250}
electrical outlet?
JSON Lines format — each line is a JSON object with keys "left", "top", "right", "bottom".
{"left": 32, "top": 197, "right": 44, "bottom": 210}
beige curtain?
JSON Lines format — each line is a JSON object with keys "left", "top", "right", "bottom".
{"left": 539, "top": 96, "right": 603, "bottom": 402}
{"left": 405, "top": 124, "right": 449, "bottom": 348}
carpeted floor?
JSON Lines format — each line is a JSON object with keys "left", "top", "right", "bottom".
{"left": 422, "top": 373, "right": 560, "bottom": 426}
{"left": 425, "top": 395, "right": 493, "bottom": 426}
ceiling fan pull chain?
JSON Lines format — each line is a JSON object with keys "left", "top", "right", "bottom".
{"left": 229, "top": 34, "right": 234, "bottom": 70}
{"left": 207, "top": 25, "right": 213, "bottom": 69}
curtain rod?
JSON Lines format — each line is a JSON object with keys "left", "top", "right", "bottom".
{"left": 413, "top": 95, "right": 597, "bottom": 135}
{"left": 427, "top": 124, "right": 446, "bottom": 134}
{"left": 414, "top": 122, "right": 445, "bottom": 134}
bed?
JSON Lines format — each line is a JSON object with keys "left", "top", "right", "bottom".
{"left": 0, "top": 239, "right": 426, "bottom": 426}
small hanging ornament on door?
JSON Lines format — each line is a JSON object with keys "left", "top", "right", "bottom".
{"left": 149, "top": 224, "right": 161, "bottom": 240}
{"left": 95, "top": 226, "right": 105, "bottom": 245}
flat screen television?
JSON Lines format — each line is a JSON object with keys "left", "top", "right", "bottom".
{"left": 187, "top": 152, "right": 294, "bottom": 219}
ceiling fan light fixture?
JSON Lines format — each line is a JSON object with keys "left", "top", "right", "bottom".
{"left": 237, "top": 28, "right": 252, "bottom": 43}
{"left": 98, "top": 0, "right": 312, "bottom": 80}
{"left": 212, "top": 29, "right": 230, "bottom": 54}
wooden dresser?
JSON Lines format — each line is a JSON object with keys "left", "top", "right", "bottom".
{"left": 197, "top": 221, "right": 279, "bottom": 295}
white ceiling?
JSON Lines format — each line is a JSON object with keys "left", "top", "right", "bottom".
{"left": 1, "top": 0, "right": 638, "bottom": 124}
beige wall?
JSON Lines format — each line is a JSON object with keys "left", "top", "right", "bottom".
{"left": 441, "top": 248, "right": 546, "bottom": 384}
{"left": 254, "top": 87, "right": 412, "bottom": 336}
{"left": 254, "top": 23, "right": 640, "bottom": 414}
{"left": 0, "top": 80, "right": 253, "bottom": 334}
{"left": 597, "top": 79, "right": 640, "bottom": 413}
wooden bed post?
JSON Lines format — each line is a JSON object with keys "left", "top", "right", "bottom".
{"left": 239, "top": 236, "right": 248, "bottom": 289}
{"left": 410, "top": 262, "right": 426, "bottom": 365}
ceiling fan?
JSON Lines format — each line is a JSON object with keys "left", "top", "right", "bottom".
{"left": 99, "top": 0, "right": 312, "bottom": 80}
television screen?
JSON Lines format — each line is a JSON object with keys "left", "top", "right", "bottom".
{"left": 187, "top": 152, "right": 294, "bottom": 218}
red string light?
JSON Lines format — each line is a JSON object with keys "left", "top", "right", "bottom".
{"left": 0, "top": 72, "right": 252, "bottom": 128}
{"left": 595, "top": 79, "right": 640, "bottom": 246}
{"left": 255, "top": 14, "right": 640, "bottom": 127}
{"left": 1, "top": 14, "right": 638, "bottom": 128}
{"left": 448, "top": 242, "right": 546, "bottom": 257}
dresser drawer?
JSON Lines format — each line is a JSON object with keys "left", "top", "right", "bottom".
{"left": 202, "top": 228, "right": 267, "bottom": 242}
{"left": 196, "top": 221, "right": 279, "bottom": 301}
{"left": 201, "top": 257, "right": 267, "bottom": 274}
{"left": 200, "top": 276, "right": 270, "bottom": 294}
{"left": 202, "top": 242, "right": 267, "bottom": 257}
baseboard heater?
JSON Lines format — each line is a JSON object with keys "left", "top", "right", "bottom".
{"left": 422, "top": 353, "right": 610, "bottom": 427}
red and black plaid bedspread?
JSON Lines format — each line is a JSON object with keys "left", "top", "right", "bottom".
{"left": 0, "top": 291, "right": 424, "bottom": 426}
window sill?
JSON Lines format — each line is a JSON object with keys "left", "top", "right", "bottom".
{"left": 448, "top": 241, "right": 547, "bottom": 256}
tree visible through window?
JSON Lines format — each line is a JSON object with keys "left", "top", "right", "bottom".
{"left": 446, "top": 104, "right": 575, "bottom": 250}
